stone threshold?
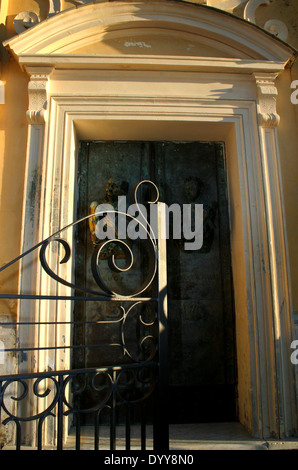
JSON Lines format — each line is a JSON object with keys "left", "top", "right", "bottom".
{"left": 3, "top": 422, "right": 298, "bottom": 450}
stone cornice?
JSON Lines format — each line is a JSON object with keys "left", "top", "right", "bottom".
{"left": 19, "top": 55, "right": 286, "bottom": 75}
{"left": 8, "top": 0, "right": 292, "bottom": 44}
{"left": 3, "top": 1, "right": 296, "bottom": 64}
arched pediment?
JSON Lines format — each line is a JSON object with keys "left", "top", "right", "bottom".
{"left": 4, "top": 0, "right": 296, "bottom": 64}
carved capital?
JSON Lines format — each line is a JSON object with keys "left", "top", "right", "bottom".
{"left": 25, "top": 67, "right": 54, "bottom": 124}
{"left": 254, "top": 72, "right": 280, "bottom": 127}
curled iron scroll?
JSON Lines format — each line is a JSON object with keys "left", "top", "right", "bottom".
{"left": 37, "top": 180, "right": 159, "bottom": 298}
{"left": 130, "top": 180, "right": 159, "bottom": 245}
{"left": 121, "top": 301, "right": 158, "bottom": 363}
{"left": 1, "top": 377, "right": 59, "bottom": 423}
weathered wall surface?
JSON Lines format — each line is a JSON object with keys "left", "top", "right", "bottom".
{"left": 0, "top": 0, "right": 297, "bottom": 444}
{"left": 0, "top": 0, "right": 297, "bottom": 309}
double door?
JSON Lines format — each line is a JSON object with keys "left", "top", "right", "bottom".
{"left": 74, "top": 141, "right": 237, "bottom": 423}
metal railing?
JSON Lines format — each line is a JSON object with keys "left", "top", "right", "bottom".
{"left": 0, "top": 181, "right": 169, "bottom": 450}
{"left": 0, "top": 363, "right": 159, "bottom": 450}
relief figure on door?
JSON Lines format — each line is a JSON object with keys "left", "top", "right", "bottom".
{"left": 88, "top": 177, "right": 129, "bottom": 259}
{"left": 175, "top": 175, "right": 218, "bottom": 253}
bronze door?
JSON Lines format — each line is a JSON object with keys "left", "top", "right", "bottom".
{"left": 74, "top": 141, "right": 237, "bottom": 423}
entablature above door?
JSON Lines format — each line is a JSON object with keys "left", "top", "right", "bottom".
{"left": 4, "top": 1, "right": 296, "bottom": 65}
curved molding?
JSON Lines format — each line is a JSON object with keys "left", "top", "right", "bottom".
{"left": 244, "top": 0, "right": 273, "bottom": 24}
{"left": 13, "top": 11, "right": 39, "bottom": 34}
{"left": 244, "top": 0, "right": 289, "bottom": 42}
{"left": 4, "top": 1, "right": 295, "bottom": 64}
{"left": 13, "top": 3, "right": 62, "bottom": 35}
{"left": 264, "top": 19, "right": 289, "bottom": 42}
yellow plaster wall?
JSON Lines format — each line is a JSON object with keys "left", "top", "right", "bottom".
{"left": 0, "top": 2, "right": 28, "bottom": 309}
{"left": 0, "top": 0, "right": 296, "bottom": 341}
{"left": 0, "top": 0, "right": 297, "bottom": 312}
{"left": 72, "top": 32, "right": 236, "bottom": 56}
{"left": 275, "top": 69, "right": 298, "bottom": 313}
{"left": 0, "top": 1, "right": 296, "bottom": 438}
{"left": 247, "top": 0, "right": 298, "bottom": 312}
{"left": 255, "top": 0, "right": 298, "bottom": 49}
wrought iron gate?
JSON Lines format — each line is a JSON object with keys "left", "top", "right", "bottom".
{"left": 0, "top": 180, "right": 169, "bottom": 450}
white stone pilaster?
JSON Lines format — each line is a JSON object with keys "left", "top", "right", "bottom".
{"left": 17, "top": 66, "right": 53, "bottom": 447}
{"left": 254, "top": 72, "right": 297, "bottom": 438}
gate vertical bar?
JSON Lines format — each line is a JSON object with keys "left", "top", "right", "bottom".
{"left": 57, "top": 375, "right": 64, "bottom": 450}
{"left": 154, "top": 202, "right": 169, "bottom": 450}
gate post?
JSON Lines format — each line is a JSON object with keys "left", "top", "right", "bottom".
{"left": 153, "top": 202, "right": 169, "bottom": 450}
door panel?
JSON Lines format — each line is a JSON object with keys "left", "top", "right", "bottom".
{"left": 74, "top": 141, "right": 236, "bottom": 423}
{"left": 156, "top": 142, "right": 236, "bottom": 423}
{"left": 74, "top": 142, "right": 151, "bottom": 369}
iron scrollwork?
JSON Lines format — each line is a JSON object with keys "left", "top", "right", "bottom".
{"left": 0, "top": 180, "right": 162, "bottom": 450}
{"left": 36, "top": 179, "right": 159, "bottom": 299}
{"left": 0, "top": 363, "right": 157, "bottom": 450}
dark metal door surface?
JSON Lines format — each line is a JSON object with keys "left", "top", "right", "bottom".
{"left": 75, "top": 141, "right": 236, "bottom": 424}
